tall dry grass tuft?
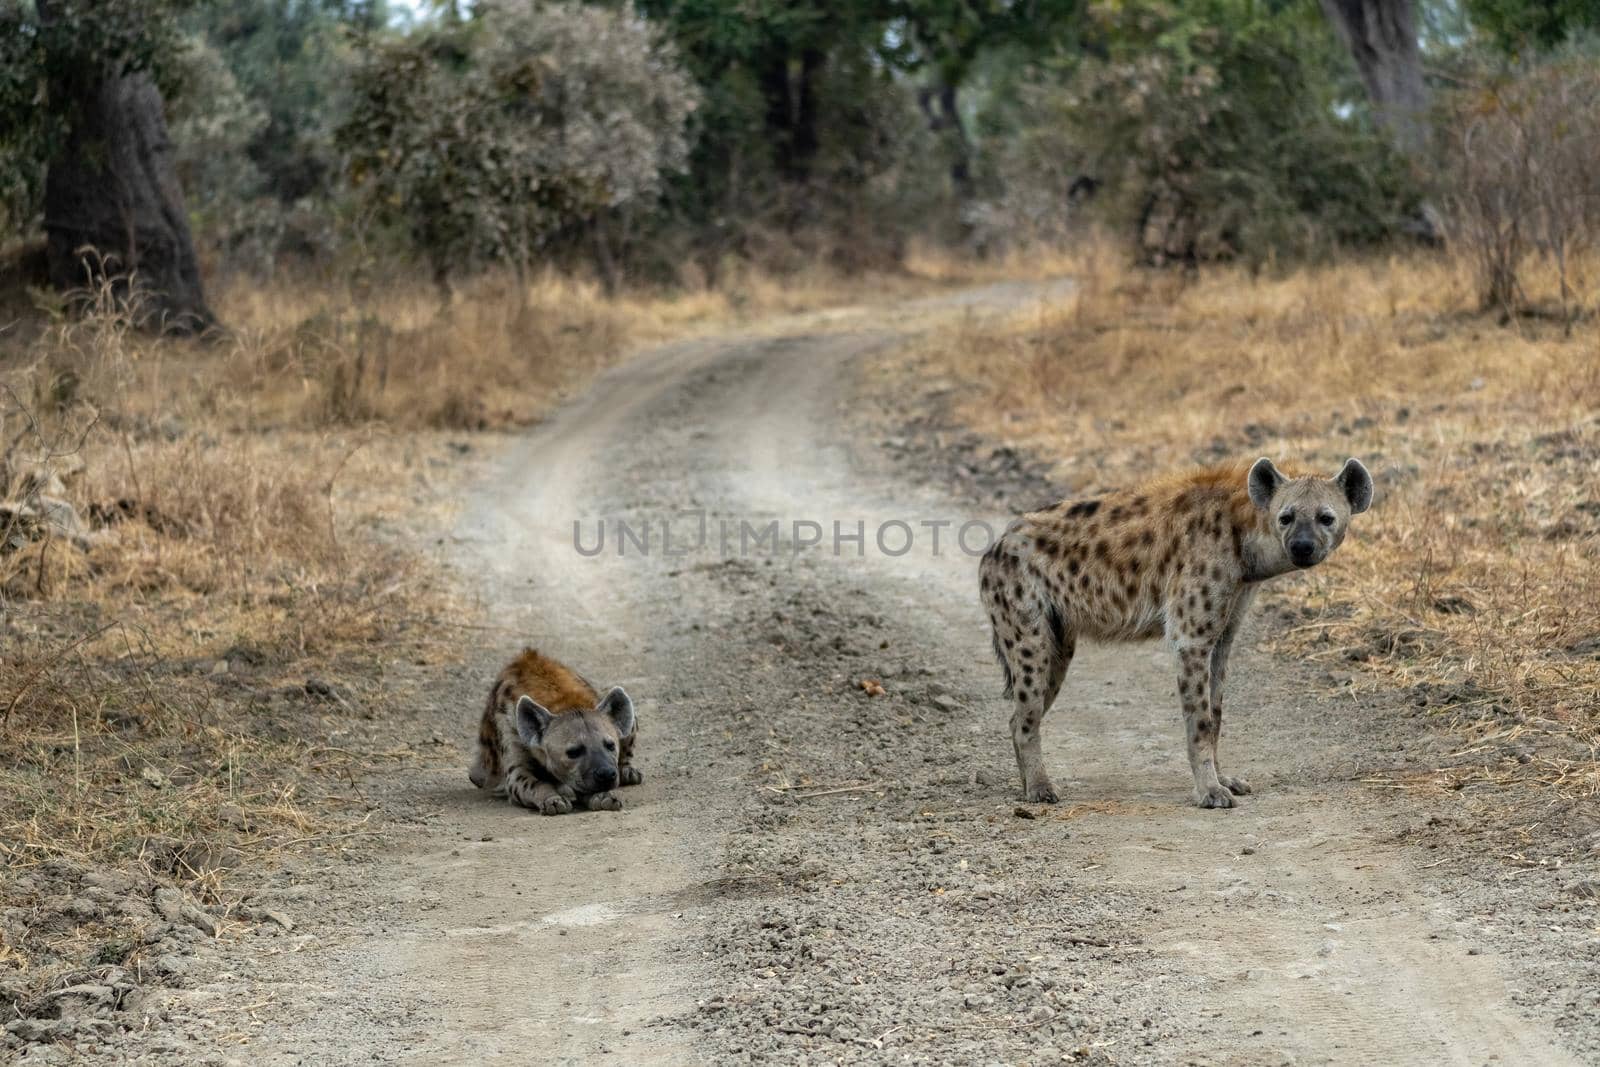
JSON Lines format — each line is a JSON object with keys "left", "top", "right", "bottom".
{"left": 0, "top": 283, "right": 458, "bottom": 1004}
{"left": 903, "top": 238, "right": 1600, "bottom": 798}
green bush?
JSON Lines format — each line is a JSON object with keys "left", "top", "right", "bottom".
{"left": 338, "top": 0, "right": 699, "bottom": 287}
{"left": 991, "top": 0, "right": 1421, "bottom": 264}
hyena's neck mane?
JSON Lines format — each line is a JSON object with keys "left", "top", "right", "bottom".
{"left": 1175, "top": 460, "right": 1298, "bottom": 583}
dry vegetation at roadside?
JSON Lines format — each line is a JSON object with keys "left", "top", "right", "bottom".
{"left": 0, "top": 256, "right": 962, "bottom": 1020}
{"left": 893, "top": 239, "right": 1600, "bottom": 802}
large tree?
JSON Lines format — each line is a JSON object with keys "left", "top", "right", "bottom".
{"left": 1317, "top": 0, "right": 1428, "bottom": 156}
{"left": 1, "top": 0, "right": 213, "bottom": 332}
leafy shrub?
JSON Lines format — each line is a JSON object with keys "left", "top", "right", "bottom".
{"left": 1440, "top": 55, "right": 1600, "bottom": 318}
{"left": 167, "top": 35, "right": 280, "bottom": 274}
{"left": 992, "top": 0, "right": 1420, "bottom": 264}
{"left": 339, "top": 0, "right": 699, "bottom": 287}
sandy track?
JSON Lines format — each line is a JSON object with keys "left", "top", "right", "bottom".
{"left": 122, "top": 284, "right": 1593, "bottom": 1065}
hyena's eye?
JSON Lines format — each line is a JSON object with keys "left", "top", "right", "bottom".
{"left": 1317, "top": 512, "right": 1336, "bottom": 527}
{"left": 603, "top": 739, "right": 616, "bottom": 751}
{"left": 565, "top": 745, "right": 585, "bottom": 759}
{"left": 1278, "top": 512, "right": 1294, "bottom": 526}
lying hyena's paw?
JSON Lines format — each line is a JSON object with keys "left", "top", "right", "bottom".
{"left": 619, "top": 765, "right": 643, "bottom": 787}
{"left": 1024, "top": 779, "right": 1060, "bottom": 804}
{"left": 1194, "top": 784, "right": 1237, "bottom": 809}
{"left": 585, "top": 791, "right": 624, "bottom": 812}
{"left": 1219, "top": 775, "right": 1253, "bottom": 796}
{"left": 538, "top": 794, "right": 574, "bottom": 816}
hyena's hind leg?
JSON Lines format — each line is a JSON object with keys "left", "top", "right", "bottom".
{"left": 1003, "top": 612, "right": 1074, "bottom": 803}
{"left": 467, "top": 706, "right": 502, "bottom": 790}
{"left": 983, "top": 547, "right": 1074, "bottom": 803}
{"left": 505, "top": 766, "right": 574, "bottom": 816}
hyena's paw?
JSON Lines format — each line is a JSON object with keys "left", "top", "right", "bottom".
{"left": 1194, "top": 783, "right": 1238, "bottom": 809}
{"left": 619, "top": 765, "right": 643, "bottom": 787}
{"left": 1024, "top": 779, "right": 1060, "bottom": 804}
{"left": 1219, "top": 775, "right": 1253, "bottom": 797}
{"left": 585, "top": 791, "right": 624, "bottom": 812}
{"left": 537, "top": 794, "right": 574, "bottom": 816}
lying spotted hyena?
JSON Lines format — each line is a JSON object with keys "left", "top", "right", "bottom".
{"left": 980, "top": 457, "right": 1372, "bottom": 809}
{"left": 469, "top": 648, "right": 641, "bottom": 815}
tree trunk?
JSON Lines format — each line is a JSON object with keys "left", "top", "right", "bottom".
{"left": 590, "top": 215, "right": 621, "bottom": 296}
{"left": 1318, "top": 0, "right": 1428, "bottom": 157}
{"left": 918, "top": 82, "right": 974, "bottom": 201}
{"left": 42, "top": 70, "right": 216, "bottom": 334}
{"left": 761, "top": 49, "right": 824, "bottom": 183}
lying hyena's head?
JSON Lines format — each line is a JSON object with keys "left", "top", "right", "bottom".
{"left": 516, "top": 688, "right": 636, "bottom": 795}
{"left": 1248, "top": 457, "right": 1373, "bottom": 569}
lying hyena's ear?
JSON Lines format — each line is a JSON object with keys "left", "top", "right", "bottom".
{"left": 1336, "top": 457, "right": 1373, "bottom": 514}
{"left": 1247, "top": 457, "right": 1284, "bottom": 509}
{"left": 514, "top": 695, "right": 554, "bottom": 746}
{"left": 597, "top": 686, "right": 635, "bottom": 738}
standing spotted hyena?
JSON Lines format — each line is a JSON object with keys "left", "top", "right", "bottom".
{"left": 979, "top": 457, "right": 1372, "bottom": 809}
{"left": 469, "top": 648, "right": 641, "bottom": 815}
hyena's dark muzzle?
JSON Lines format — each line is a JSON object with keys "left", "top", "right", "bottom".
{"left": 582, "top": 759, "right": 619, "bottom": 794}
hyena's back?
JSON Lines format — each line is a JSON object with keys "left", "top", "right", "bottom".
{"left": 469, "top": 648, "right": 599, "bottom": 791}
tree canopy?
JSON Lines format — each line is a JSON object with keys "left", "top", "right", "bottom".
{"left": 4, "top": 0, "right": 1599, "bottom": 314}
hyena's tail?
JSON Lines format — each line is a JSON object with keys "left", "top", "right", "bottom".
{"left": 980, "top": 527, "right": 1069, "bottom": 699}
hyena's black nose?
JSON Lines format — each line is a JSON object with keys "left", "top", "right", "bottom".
{"left": 594, "top": 767, "right": 618, "bottom": 790}
{"left": 1289, "top": 539, "right": 1316, "bottom": 564}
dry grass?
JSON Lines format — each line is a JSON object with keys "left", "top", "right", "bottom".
{"left": 0, "top": 289, "right": 471, "bottom": 1005}
{"left": 0, "top": 253, "right": 971, "bottom": 1006}
{"left": 179, "top": 260, "right": 966, "bottom": 432}
{"left": 898, "top": 235, "right": 1600, "bottom": 800}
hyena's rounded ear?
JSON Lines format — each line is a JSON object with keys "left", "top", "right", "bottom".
{"left": 1336, "top": 457, "right": 1373, "bottom": 515}
{"left": 1247, "top": 457, "right": 1284, "bottom": 509}
{"left": 514, "top": 695, "right": 554, "bottom": 745}
{"left": 597, "top": 686, "right": 635, "bottom": 738}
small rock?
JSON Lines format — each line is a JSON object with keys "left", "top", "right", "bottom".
{"left": 152, "top": 954, "right": 190, "bottom": 977}
{"left": 6, "top": 1018, "right": 66, "bottom": 1043}
{"left": 140, "top": 766, "right": 167, "bottom": 789}
{"left": 153, "top": 887, "right": 185, "bottom": 924}
{"left": 1013, "top": 806, "right": 1037, "bottom": 820}
{"left": 1566, "top": 878, "right": 1600, "bottom": 900}
{"left": 259, "top": 908, "right": 294, "bottom": 932}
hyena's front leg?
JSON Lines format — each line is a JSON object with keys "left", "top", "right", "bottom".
{"left": 1208, "top": 588, "right": 1256, "bottom": 797}
{"left": 1177, "top": 644, "right": 1234, "bottom": 809}
{"left": 583, "top": 790, "right": 624, "bottom": 812}
{"left": 505, "top": 767, "right": 574, "bottom": 815}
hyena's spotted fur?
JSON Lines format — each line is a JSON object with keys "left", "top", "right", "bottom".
{"left": 469, "top": 648, "right": 641, "bottom": 815}
{"left": 980, "top": 457, "right": 1372, "bottom": 809}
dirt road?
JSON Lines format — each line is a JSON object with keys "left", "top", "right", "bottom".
{"left": 111, "top": 284, "right": 1597, "bottom": 1065}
